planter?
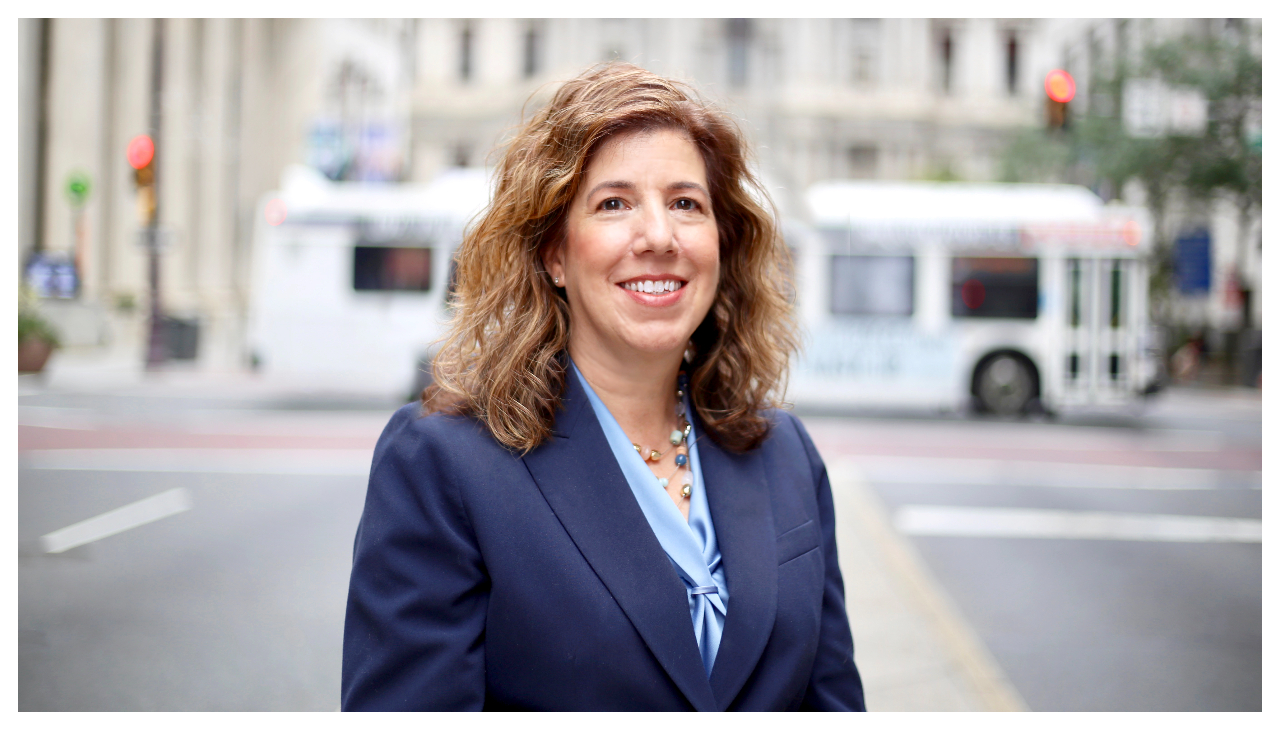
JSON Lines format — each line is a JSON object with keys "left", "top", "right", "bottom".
{"left": 18, "top": 338, "right": 55, "bottom": 373}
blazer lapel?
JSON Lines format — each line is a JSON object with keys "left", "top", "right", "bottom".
{"left": 699, "top": 426, "right": 779, "bottom": 709}
{"left": 521, "top": 373, "right": 718, "bottom": 711}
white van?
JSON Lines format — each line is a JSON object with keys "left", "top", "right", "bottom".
{"left": 246, "top": 165, "right": 490, "bottom": 398}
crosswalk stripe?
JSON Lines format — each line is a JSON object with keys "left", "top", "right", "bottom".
{"left": 40, "top": 488, "right": 193, "bottom": 554}
{"left": 894, "top": 505, "right": 1261, "bottom": 543}
{"left": 853, "top": 455, "right": 1260, "bottom": 490}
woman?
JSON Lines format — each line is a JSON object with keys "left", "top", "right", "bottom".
{"left": 342, "top": 62, "right": 865, "bottom": 711}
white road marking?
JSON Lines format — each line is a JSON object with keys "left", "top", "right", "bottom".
{"left": 40, "top": 488, "right": 193, "bottom": 554}
{"left": 894, "top": 505, "right": 1261, "bottom": 543}
{"left": 854, "top": 455, "right": 1260, "bottom": 490}
{"left": 20, "top": 448, "right": 373, "bottom": 475}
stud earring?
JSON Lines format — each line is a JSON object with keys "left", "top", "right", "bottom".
{"left": 553, "top": 276, "right": 560, "bottom": 286}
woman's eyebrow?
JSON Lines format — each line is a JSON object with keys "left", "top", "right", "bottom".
{"left": 668, "top": 181, "right": 709, "bottom": 197}
{"left": 586, "top": 180, "right": 635, "bottom": 198}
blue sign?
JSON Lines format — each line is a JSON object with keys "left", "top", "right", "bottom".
{"left": 25, "top": 253, "right": 80, "bottom": 299}
{"left": 1175, "top": 228, "right": 1211, "bottom": 295}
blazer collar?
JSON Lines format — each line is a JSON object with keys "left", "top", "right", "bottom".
{"left": 523, "top": 371, "right": 718, "bottom": 711}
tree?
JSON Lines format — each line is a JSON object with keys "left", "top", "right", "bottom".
{"left": 999, "top": 22, "right": 1262, "bottom": 330}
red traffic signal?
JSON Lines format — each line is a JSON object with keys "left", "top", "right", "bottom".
{"left": 1045, "top": 70, "right": 1076, "bottom": 104}
{"left": 127, "top": 135, "right": 155, "bottom": 170}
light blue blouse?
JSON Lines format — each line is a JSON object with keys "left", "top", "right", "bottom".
{"left": 571, "top": 362, "right": 729, "bottom": 675}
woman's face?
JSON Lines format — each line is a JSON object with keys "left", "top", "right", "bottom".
{"left": 547, "top": 128, "right": 720, "bottom": 363}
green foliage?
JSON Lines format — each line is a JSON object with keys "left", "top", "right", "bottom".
{"left": 998, "top": 128, "right": 1074, "bottom": 183}
{"left": 18, "top": 285, "right": 61, "bottom": 348}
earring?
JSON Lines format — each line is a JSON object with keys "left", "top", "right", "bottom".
{"left": 553, "top": 276, "right": 560, "bottom": 286}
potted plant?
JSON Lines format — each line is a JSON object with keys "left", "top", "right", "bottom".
{"left": 19, "top": 285, "right": 60, "bottom": 373}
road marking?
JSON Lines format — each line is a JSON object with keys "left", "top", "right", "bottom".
{"left": 40, "top": 488, "right": 193, "bottom": 554}
{"left": 853, "top": 455, "right": 1260, "bottom": 490}
{"left": 20, "top": 448, "right": 372, "bottom": 475}
{"left": 895, "top": 505, "right": 1261, "bottom": 543}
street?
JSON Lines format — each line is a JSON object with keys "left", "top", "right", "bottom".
{"left": 18, "top": 380, "right": 1261, "bottom": 711}
{"left": 802, "top": 388, "right": 1262, "bottom": 711}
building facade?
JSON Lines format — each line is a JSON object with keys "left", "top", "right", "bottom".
{"left": 19, "top": 18, "right": 1259, "bottom": 376}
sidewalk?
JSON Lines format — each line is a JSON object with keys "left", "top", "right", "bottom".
{"left": 19, "top": 357, "right": 1027, "bottom": 711}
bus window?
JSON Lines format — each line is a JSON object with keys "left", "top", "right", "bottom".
{"left": 830, "top": 255, "right": 914, "bottom": 316}
{"left": 951, "top": 256, "right": 1038, "bottom": 319}
{"left": 353, "top": 245, "right": 433, "bottom": 292}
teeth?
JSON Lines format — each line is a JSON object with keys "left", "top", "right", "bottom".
{"left": 624, "top": 280, "right": 682, "bottom": 293}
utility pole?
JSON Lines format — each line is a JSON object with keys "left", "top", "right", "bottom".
{"left": 145, "top": 18, "right": 166, "bottom": 368}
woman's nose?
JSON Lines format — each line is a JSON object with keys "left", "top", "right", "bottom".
{"left": 635, "top": 203, "right": 677, "bottom": 254}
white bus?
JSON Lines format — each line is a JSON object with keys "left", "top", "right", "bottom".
{"left": 247, "top": 165, "right": 489, "bottom": 398}
{"left": 786, "top": 180, "right": 1164, "bottom": 415}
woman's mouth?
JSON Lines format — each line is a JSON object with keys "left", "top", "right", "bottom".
{"left": 621, "top": 279, "right": 685, "bottom": 294}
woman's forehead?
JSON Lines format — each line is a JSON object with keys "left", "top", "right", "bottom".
{"left": 582, "top": 128, "right": 706, "bottom": 183}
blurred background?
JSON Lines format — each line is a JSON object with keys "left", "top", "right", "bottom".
{"left": 18, "top": 18, "right": 1261, "bottom": 711}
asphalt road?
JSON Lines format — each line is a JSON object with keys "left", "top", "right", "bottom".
{"left": 801, "top": 388, "right": 1262, "bottom": 711}
{"left": 18, "top": 385, "right": 1261, "bottom": 711}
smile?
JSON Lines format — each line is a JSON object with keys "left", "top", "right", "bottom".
{"left": 621, "top": 279, "right": 685, "bottom": 293}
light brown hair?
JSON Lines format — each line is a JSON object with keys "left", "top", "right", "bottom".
{"left": 424, "top": 62, "right": 797, "bottom": 453}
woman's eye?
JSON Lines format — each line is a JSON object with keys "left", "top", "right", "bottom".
{"left": 600, "top": 198, "right": 625, "bottom": 211}
{"left": 674, "top": 198, "right": 700, "bottom": 211}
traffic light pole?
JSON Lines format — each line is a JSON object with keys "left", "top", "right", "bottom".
{"left": 145, "top": 18, "right": 165, "bottom": 369}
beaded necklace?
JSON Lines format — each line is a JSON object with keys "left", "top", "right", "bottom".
{"left": 631, "top": 372, "right": 694, "bottom": 499}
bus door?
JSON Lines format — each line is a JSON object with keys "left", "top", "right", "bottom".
{"left": 1065, "top": 256, "right": 1135, "bottom": 401}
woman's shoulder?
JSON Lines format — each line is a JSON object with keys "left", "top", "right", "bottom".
{"left": 374, "top": 401, "right": 517, "bottom": 469}
{"left": 754, "top": 408, "right": 824, "bottom": 476}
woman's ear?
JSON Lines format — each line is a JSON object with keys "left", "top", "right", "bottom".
{"left": 542, "top": 240, "right": 565, "bottom": 287}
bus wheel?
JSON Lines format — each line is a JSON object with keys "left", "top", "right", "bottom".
{"left": 976, "top": 354, "right": 1035, "bottom": 416}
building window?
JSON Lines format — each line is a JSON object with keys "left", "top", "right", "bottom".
{"left": 727, "top": 18, "right": 750, "bottom": 88}
{"left": 459, "top": 21, "right": 473, "bottom": 82}
{"left": 831, "top": 255, "right": 915, "bottom": 316}
{"left": 849, "top": 19, "right": 880, "bottom": 87}
{"left": 523, "top": 23, "right": 540, "bottom": 79}
{"left": 939, "top": 29, "right": 954, "bottom": 93}
{"left": 952, "top": 257, "right": 1039, "bottom": 319}
{"left": 353, "top": 245, "right": 433, "bottom": 292}
{"left": 451, "top": 143, "right": 471, "bottom": 168}
{"left": 1005, "top": 33, "right": 1019, "bottom": 95}
{"left": 847, "top": 145, "right": 878, "bottom": 179}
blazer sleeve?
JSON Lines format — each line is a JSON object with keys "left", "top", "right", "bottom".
{"left": 341, "top": 406, "right": 489, "bottom": 711}
{"left": 789, "top": 414, "right": 867, "bottom": 712}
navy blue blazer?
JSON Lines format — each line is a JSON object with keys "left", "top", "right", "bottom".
{"left": 342, "top": 371, "right": 865, "bottom": 711}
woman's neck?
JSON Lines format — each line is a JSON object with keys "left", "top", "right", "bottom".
{"left": 570, "top": 342, "right": 683, "bottom": 443}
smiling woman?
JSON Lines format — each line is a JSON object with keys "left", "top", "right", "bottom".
{"left": 342, "top": 62, "right": 865, "bottom": 711}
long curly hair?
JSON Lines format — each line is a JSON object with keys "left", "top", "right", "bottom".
{"left": 424, "top": 62, "right": 797, "bottom": 454}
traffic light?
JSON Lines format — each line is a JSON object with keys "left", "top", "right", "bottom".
{"left": 127, "top": 134, "right": 156, "bottom": 224}
{"left": 1044, "top": 69, "right": 1075, "bottom": 130}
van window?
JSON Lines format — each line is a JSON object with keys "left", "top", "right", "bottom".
{"left": 952, "top": 256, "right": 1038, "bottom": 319}
{"left": 353, "top": 245, "right": 433, "bottom": 292}
{"left": 831, "top": 255, "right": 914, "bottom": 316}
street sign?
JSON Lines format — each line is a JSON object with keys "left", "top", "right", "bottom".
{"left": 1168, "top": 88, "right": 1208, "bottom": 135}
{"left": 1175, "top": 228, "right": 1211, "bottom": 295}
{"left": 136, "top": 226, "right": 175, "bottom": 251}
{"left": 1123, "top": 78, "right": 1208, "bottom": 138}
{"left": 65, "top": 172, "right": 92, "bottom": 207}
{"left": 1123, "top": 79, "right": 1165, "bottom": 138}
